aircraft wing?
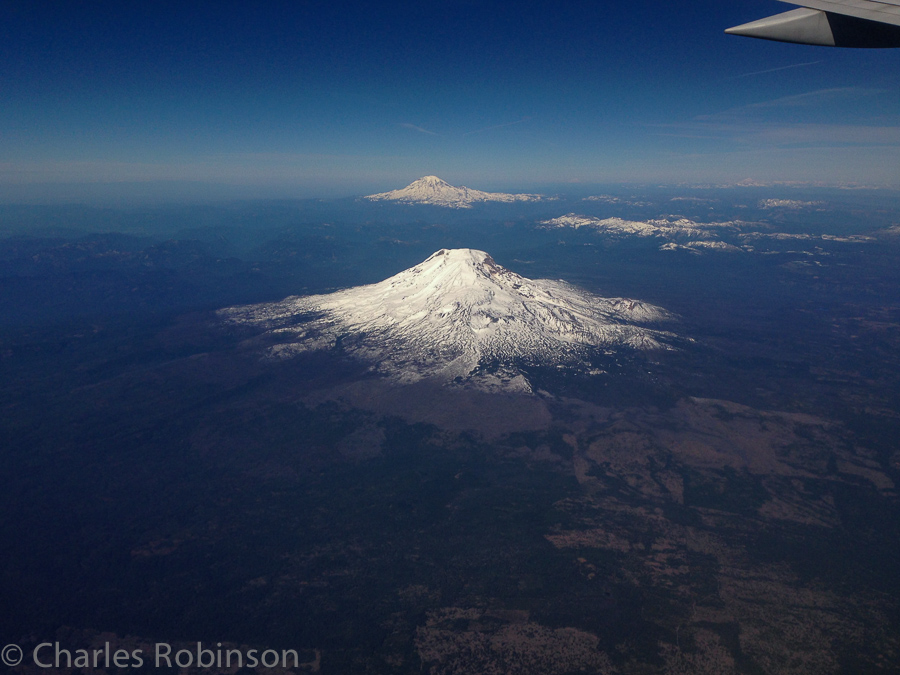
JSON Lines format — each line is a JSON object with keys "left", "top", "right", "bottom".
{"left": 726, "top": 0, "right": 900, "bottom": 46}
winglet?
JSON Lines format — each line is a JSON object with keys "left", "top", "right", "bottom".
{"left": 726, "top": 7, "right": 837, "bottom": 45}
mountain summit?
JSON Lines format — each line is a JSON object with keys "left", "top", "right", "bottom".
{"left": 220, "top": 249, "right": 678, "bottom": 392}
{"left": 365, "top": 176, "right": 547, "bottom": 209}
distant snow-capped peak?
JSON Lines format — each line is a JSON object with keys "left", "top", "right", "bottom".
{"left": 365, "top": 176, "right": 547, "bottom": 208}
{"left": 220, "top": 249, "right": 679, "bottom": 392}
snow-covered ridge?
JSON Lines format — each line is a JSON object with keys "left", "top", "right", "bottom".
{"left": 659, "top": 241, "right": 743, "bottom": 254}
{"left": 759, "top": 199, "right": 825, "bottom": 210}
{"left": 220, "top": 249, "right": 679, "bottom": 392}
{"left": 541, "top": 214, "right": 739, "bottom": 238}
{"left": 541, "top": 213, "right": 877, "bottom": 255}
{"left": 365, "top": 176, "right": 548, "bottom": 209}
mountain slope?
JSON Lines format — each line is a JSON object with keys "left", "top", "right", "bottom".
{"left": 220, "top": 249, "right": 679, "bottom": 391}
{"left": 365, "top": 176, "right": 546, "bottom": 208}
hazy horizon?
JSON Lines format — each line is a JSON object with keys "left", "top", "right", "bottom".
{"left": 3, "top": 0, "right": 900, "bottom": 204}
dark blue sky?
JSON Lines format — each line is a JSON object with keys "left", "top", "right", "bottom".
{"left": 2, "top": 0, "right": 899, "bottom": 201}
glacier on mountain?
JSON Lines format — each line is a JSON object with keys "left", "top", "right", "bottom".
{"left": 220, "top": 249, "right": 679, "bottom": 392}
{"left": 365, "top": 176, "right": 548, "bottom": 209}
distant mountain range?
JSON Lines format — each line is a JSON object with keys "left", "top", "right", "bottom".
{"left": 364, "top": 176, "right": 550, "bottom": 209}
{"left": 220, "top": 248, "right": 677, "bottom": 392}
{"left": 541, "top": 213, "right": 876, "bottom": 253}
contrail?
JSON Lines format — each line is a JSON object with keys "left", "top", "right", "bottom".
{"left": 733, "top": 61, "right": 821, "bottom": 78}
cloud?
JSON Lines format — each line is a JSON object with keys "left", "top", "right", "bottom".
{"left": 742, "top": 87, "right": 884, "bottom": 110}
{"left": 658, "top": 144, "right": 900, "bottom": 187}
{"left": 0, "top": 152, "right": 412, "bottom": 185}
{"left": 649, "top": 121, "right": 900, "bottom": 148}
{"left": 399, "top": 122, "right": 438, "bottom": 135}
{"left": 648, "top": 84, "right": 900, "bottom": 158}
{"left": 748, "top": 123, "right": 900, "bottom": 146}
{"left": 463, "top": 117, "right": 531, "bottom": 136}
{"left": 660, "top": 87, "right": 900, "bottom": 151}
{"left": 692, "top": 88, "right": 887, "bottom": 125}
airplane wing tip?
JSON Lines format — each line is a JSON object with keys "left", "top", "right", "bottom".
{"left": 726, "top": 0, "right": 900, "bottom": 47}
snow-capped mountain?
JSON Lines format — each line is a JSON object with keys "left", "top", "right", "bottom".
{"left": 220, "top": 249, "right": 678, "bottom": 392}
{"left": 365, "top": 176, "right": 547, "bottom": 209}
